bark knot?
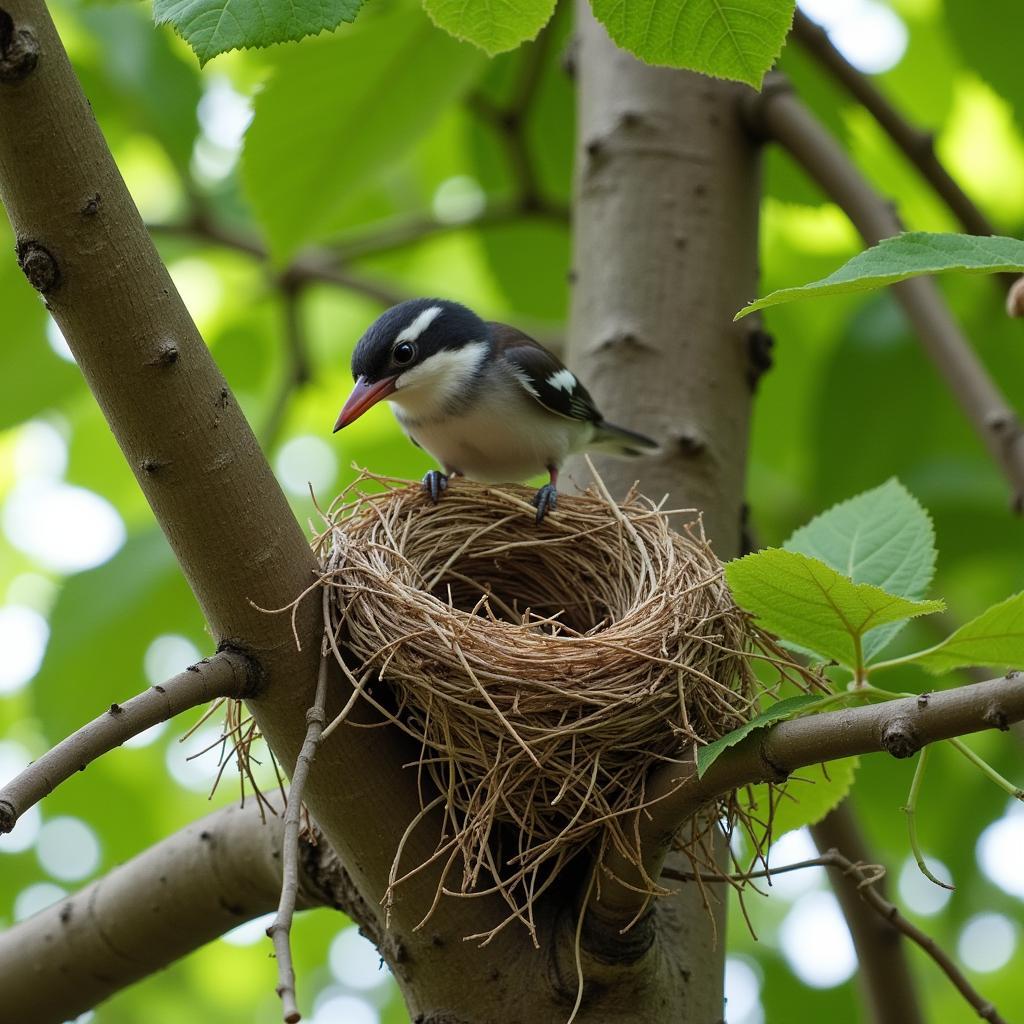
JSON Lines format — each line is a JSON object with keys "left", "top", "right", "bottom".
{"left": 0, "top": 10, "right": 39, "bottom": 83}
{"left": 880, "top": 717, "right": 920, "bottom": 759}
{"left": 15, "top": 239, "right": 60, "bottom": 293}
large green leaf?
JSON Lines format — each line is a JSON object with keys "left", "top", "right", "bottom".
{"left": 907, "top": 593, "right": 1024, "bottom": 675}
{"left": 242, "top": 5, "right": 486, "bottom": 262}
{"left": 589, "top": 0, "right": 795, "bottom": 87}
{"left": 153, "top": 0, "right": 363, "bottom": 64}
{"left": 785, "top": 479, "right": 936, "bottom": 660}
{"left": 725, "top": 549, "right": 944, "bottom": 669}
{"left": 424, "top": 0, "right": 557, "bottom": 54}
{"left": 736, "top": 233, "right": 1024, "bottom": 318}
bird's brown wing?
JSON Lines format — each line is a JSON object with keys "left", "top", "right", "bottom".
{"left": 487, "top": 322, "right": 602, "bottom": 424}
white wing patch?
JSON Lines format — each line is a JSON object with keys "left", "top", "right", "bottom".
{"left": 396, "top": 305, "right": 443, "bottom": 343}
{"left": 511, "top": 368, "right": 541, "bottom": 399}
{"left": 547, "top": 368, "right": 577, "bottom": 393}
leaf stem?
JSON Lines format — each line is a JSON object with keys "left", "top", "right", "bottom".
{"left": 902, "top": 746, "right": 955, "bottom": 890}
{"left": 947, "top": 737, "right": 1024, "bottom": 801}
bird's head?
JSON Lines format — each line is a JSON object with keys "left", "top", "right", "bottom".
{"left": 334, "top": 298, "right": 490, "bottom": 430}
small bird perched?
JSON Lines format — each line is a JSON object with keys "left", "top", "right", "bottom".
{"left": 333, "top": 298, "right": 659, "bottom": 523}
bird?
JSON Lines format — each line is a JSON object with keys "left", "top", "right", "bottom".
{"left": 333, "top": 298, "right": 659, "bottom": 523}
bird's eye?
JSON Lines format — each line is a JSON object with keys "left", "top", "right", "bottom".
{"left": 393, "top": 341, "right": 416, "bottom": 366}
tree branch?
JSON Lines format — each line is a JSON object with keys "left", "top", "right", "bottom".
{"left": 668, "top": 849, "right": 1006, "bottom": 1024}
{"left": 0, "top": 0, "right": 516, "bottom": 991}
{"left": 0, "top": 649, "right": 253, "bottom": 834}
{"left": 594, "top": 674, "right": 1024, "bottom": 928}
{"left": 811, "top": 802, "right": 924, "bottom": 1024}
{"left": 748, "top": 76, "right": 1024, "bottom": 510}
{"left": 268, "top": 633, "right": 331, "bottom": 1022}
{"left": 791, "top": 11, "right": 1003, "bottom": 245}
{"left": 0, "top": 801, "right": 348, "bottom": 1024}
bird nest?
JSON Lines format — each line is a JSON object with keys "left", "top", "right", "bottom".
{"left": 311, "top": 470, "right": 808, "bottom": 941}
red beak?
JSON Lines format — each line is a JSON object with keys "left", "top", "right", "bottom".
{"left": 334, "top": 375, "right": 398, "bottom": 431}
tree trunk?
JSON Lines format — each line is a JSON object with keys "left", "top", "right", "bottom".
{"left": 564, "top": 3, "right": 762, "bottom": 1020}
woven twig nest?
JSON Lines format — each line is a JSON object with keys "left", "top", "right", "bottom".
{"left": 315, "top": 471, "right": 801, "bottom": 940}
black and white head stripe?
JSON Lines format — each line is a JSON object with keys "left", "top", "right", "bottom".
{"left": 350, "top": 298, "right": 489, "bottom": 384}
{"left": 489, "top": 323, "right": 601, "bottom": 424}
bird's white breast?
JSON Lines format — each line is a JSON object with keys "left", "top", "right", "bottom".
{"left": 393, "top": 369, "right": 593, "bottom": 483}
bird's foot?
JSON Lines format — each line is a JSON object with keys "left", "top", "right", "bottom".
{"left": 422, "top": 470, "right": 449, "bottom": 504}
{"left": 531, "top": 483, "right": 558, "bottom": 525}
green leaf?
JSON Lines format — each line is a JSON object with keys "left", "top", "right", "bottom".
{"left": 785, "top": 479, "right": 936, "bottom": 661}
{"left": 736, "top": 232, "right": 1024, "bottom": 319}
{"left": 908, "top": 593, "right": 1024, "bottom": 675}
{"left": 697, "top": 694, "right": 823, "bottom": 778}
{"left": 589, "top": 0, "right": 795, "bottom": 87}
{"left": 726, "top": 549, "right": 944, "bottom": 669}
{"left": 424, "top": 0, "right": 556, "bottom": 55}
{"left": 242, "top": 5, "right": 486, "bottom": 262}
{"left": 153, "top": 0, "right": 363, "bottom": 65}
{"left": 742, "top": 757, "right": 860, "bottom": 842}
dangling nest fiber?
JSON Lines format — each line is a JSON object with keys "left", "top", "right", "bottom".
{"left": 313, "top": 470, "right": 810, "bottom": 942}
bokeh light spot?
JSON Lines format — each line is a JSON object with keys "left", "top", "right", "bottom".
{"left": 0, "top": 606, "right": 48, "bottom": 695}
{"left": 144, "top": 634, "right": 202, "bottom": 686}
{"left": 3, "top": 480, "right": 125, "bottom": 573}
{"left": 36, "top": 816, "right": 101, "bottom": 882}
{"left": 897, "top": 855, "right": 953, "bottom": 915}
{"left": 779, "top": 891, "right": 856, "bottom": 988}
{"left": 329, "top": 926, "right": 391, "bottom": 991}
{"left": 275, "top": 435, "right": 338, "bottom": 499}
{"left": 957, "top": 913, "right": 1016, "bottom": 973}
{"left": 14, "top": 882, "right": 66, "bottom": 922}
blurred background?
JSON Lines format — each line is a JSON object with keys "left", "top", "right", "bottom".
{"left": 1, "top": 0, "right": 1022, "bottom": 1020}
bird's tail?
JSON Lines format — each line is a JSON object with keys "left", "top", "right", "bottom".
{"left": 590, "top": 421, "right": 660, "bottom": 458}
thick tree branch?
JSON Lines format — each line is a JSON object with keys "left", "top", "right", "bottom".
{"left": 0, "top": 802, "right": 350, "bottom": 1024}
{"left": 811, "top": 802, "right": 924, "bottom": 1024}
{"left": 791, "top": 11, "right": 1003, "bottom": 246}
{"left": 0, "top": 650, "right": 253, "bottom": 834}
{"left": 0, "top": 2, "right": 518, "bottom": 998}
{"left": 748, "top": 77, "right": 1024, "bottom": 510}
{"left": 597, "top": 675, "right": 1024, "bottom": 928}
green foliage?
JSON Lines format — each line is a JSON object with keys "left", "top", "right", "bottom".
{"left": 153, "top": 0, "right": 363, "bottom": 64}
{"left": 945, "top": 0, "right": 1024, "bottom": 133}
{"left": 784, "top": 479, "right": 936, "bottom": 660}
{"left": 697, "top": 695, "right": 822, "bottom": 777}
{"left": 589, "top": 0, "right": 794, "bottom": 86}
{"left": 900, "top": 593, "right": 1024, "bottom": 675}
{"left": 6, "top": 1, "right": 1024, "bottom": 1021}
{"left": 725, "top": 548, "right": 944, "bottom": 670}
{"left": 423, "top": 0, "right": 557, "bottom": 55}
{"left": 242, "top": 5, "right": 486, "bottom": 262}
{"left": 736, "top": 232, "right": 1024, "bottom": 318}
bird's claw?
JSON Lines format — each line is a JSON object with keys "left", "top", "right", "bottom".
{"left": 422, "top": 470, "right": 449, "bottom": 505}
{"left": 531, "top": 483, "right": 557, "bottom": 525}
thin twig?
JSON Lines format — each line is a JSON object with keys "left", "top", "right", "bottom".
{"left": 903, "top": 746, "right": 955, "bottom": 890}
{"left": 791, "top": 11, "right": 1006, "bottom": 250}
{"left": 267, "top": 598, "right": 332, "bottom": 1023}
{"left": 262, "top": 281, "right": 312, "bottom": 447}
{"left": 747, "top": 77, "right": 1024, "bottom": 511}
{"left": 668, "top": 849, "right": 1006, "bottom": 1024}
{"left": 0, "top": 651, "right": 253, "bottom": 834}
